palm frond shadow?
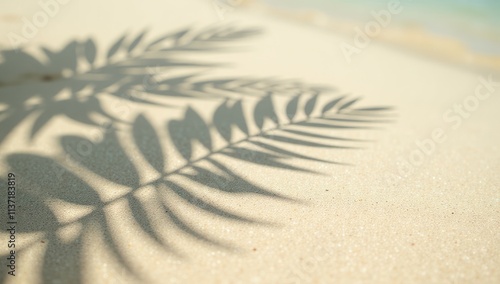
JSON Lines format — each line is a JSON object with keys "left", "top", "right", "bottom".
{"left": 5, "top": 92, "right": 395, "bottom": 282}
{"left": 0, "top": 24, "right": 396, "bottom": 283}
{"left": 2, "top": 25, "right": 327, "bottom": 146}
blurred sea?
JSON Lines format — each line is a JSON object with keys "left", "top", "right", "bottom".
{"left": 262, "top": 0, "right": 500, "bottom": 55}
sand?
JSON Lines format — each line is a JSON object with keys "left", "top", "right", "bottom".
{"left": 0, "top": 0, "right": 499, "bottom": 283}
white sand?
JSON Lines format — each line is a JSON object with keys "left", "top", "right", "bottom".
{"left": 0, "top": 1, "right": 499, "bottom": 283}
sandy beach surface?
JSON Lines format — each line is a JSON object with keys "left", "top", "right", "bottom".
{"left": 0, "top": 0, "right": 499, "bottom": 283}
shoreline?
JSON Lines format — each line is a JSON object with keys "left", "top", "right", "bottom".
{"left": 242, "top": 0, "right": 500, "bottom": 72}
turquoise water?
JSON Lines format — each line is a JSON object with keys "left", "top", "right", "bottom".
{"left": 263, "top": 0, "right": 500, "bottom": 55}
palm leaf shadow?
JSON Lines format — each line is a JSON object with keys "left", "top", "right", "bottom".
{"left": 0, "top": 23, "right": 331, "bottom": 146}
{"left": 0, "top": 25, "right": 396, "bottom": 283}
{"left": 4, "top": 91, "right": 395, "bottom": 282}
{"left": 0, "top": 25, "right": 269, "bottom": 146}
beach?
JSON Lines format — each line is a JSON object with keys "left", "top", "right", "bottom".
{"left": 0, "top": 0, "right": 499, "bottom": 283}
